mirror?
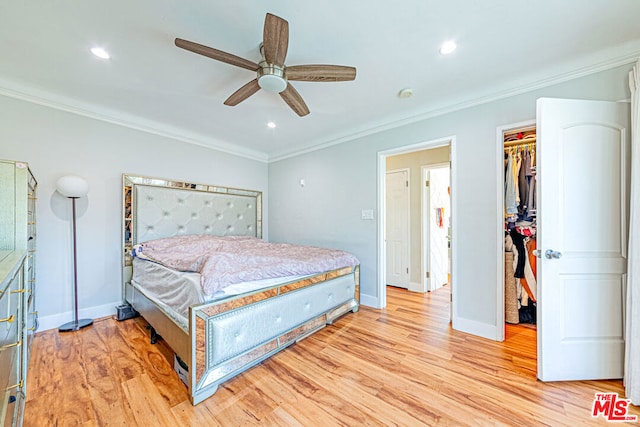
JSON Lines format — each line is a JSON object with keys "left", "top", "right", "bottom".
{"left": 121, "top": 174, "right": 263, "bottom": 300}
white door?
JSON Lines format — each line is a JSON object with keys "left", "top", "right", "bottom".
{"left": 537, "top": 98, "right": 630, "bottom": 381}
{"left": 386, "top": 169, "right": 410, "bottom": 288}
{"left": 427, "top": 166, "right": 450, "bottom": 291}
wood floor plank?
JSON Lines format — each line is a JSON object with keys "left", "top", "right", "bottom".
{"left": 95, "top": 314, "right": 146, "bottom": 381}
{"left": 24, "top": 286, "right": 640, "bottom": 426}
{"left": 24, "top": 328, "right": 97, "bottom": 425}
{"left": 76, "top": 322, "right": 136, "bottom": 426}
{"left": 170, "top": 399, "right": 223, "bottom": 427}
{"left": 121, "top": 373, "right": 182, "bottom": 427}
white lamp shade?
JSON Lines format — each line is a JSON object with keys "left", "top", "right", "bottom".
{"left": 56, "top": 175, "right": 89, "bottom": 198}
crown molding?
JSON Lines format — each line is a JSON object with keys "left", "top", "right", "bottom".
{"left": 268, "top": 49, "right": 640, "bottom": 162}
{"left": 0, "top": 80, "right": 269, "bottom": 163}
{"left": 1, "top": 47, "right": 638, "bottom": 165}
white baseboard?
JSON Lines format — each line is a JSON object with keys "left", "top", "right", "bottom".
{"left": 452, "top": 316, "right": 499, "bottom": 341}
{"left": 38, "top": 301, "right": 120, "bottom": 332}
{"left": 360, "top": 293, "right": 381, "bottom": 309}
{"left": 408, "top": 281, "right": 426, "bottom": 293}
{"left": 40, "top": 294, "right": 382, "bottom": 331}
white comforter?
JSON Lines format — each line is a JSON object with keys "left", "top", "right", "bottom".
{"left": 133, "top": 235, "right": 359, "bottom": 296}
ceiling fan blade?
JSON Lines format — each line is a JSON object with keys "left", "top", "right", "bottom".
{"left": 224, "top": 79, "right": 261, "bottom": 106}
{"left": 279, "top": 83, "right": 310, "bottom": 117}
{"left": 286, "top": 65, "right": 357, "bottom": 82}
{"left": 175, "top": 38, "right": 259, "bottom": 72}
{"left": 262, "top": 13, "right": 289, "bottom": 67}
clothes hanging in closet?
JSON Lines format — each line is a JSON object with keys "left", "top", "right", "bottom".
{"left": 518, "top": 149, "right": 530, "bottom": 215}
{"left": 504, "top": 147, "right": 536, "bottom": 220}
{"left": 504, "top": 152, "right": 518, "bottom": 215}
{"left": 505, "top": 225, "right": 537, "bottom": 324}
{"left": 505, "top": 137, "right": 538, "bottom": 324}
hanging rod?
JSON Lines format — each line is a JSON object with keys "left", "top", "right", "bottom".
{"left": 504, "top": 136, "right": 536, "bottom": 148}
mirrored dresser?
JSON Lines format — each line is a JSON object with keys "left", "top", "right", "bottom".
{"left": 0, "top": 159, "right": 37, "bottom": 426}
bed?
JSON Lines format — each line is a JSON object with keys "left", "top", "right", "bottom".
{"left": 120, "top": 174, "right": 360, "bottom": 405}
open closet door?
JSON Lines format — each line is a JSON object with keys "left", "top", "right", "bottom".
{"left": 537, "top": 98, "right": 630, "bottom": 381}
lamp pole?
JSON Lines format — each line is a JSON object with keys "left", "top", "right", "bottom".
{"left": 70, "top": 196, "right": 80, "bottom": 328}
{"left": 58, "top": 175, "right": 93, "bottom": 332}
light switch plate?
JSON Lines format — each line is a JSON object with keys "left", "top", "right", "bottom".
{"left": 361, "top": 209, "right": 374, "bottom": 220}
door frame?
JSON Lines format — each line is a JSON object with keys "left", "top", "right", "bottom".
{"left": 377, "top": 135, "right": 456, "bottom": 311}
{"left": 495, "top": 119, "right": 536, "bottom": 342}
{"left": 386, "top": 167, "right": 411, "bottom": 289}
{"left": 422, "top": 163, "right": 451, "bottom": 292}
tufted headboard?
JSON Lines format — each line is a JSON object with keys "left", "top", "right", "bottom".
{"left": 133, "top": 185, "right": 259, "bottom": 243}
{"left": 121, "top": 174, "right": 262, "bottom": 289}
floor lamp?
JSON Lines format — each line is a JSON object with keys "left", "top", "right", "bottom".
{"left": 57, "top": 175, "right": 93, "bottom": 332}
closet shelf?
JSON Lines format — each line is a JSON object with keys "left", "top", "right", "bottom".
{"left": 504, "top": 136, "right": 536, "bottom": 148}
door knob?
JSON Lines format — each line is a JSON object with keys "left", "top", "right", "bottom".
{"left": 545, "top": 249, "right": 562, "bottom": 259}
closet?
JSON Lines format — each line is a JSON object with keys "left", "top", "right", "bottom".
{"left": 503, "top": 128, "right": 537, "bottom": 327}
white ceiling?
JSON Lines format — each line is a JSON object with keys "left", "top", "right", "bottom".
{"left": 2, "top": 1, "right": 640, "bottom": 161}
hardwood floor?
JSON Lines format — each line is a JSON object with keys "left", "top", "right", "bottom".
{"left": 24, "top": 286, "right": 639, "bottom": 426}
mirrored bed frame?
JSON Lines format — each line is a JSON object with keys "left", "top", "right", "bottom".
{"left": 121, "top": 174, "right": 360, "bottom": 405}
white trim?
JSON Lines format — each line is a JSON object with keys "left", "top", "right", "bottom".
{"left": 449, "top": 138, "right": 457, "bottom": 324}
{"left": 0, "top": 80, "right": 269, "bottom": 163}
{"left": 377, "top": 154, "right": 388, "bottom": 309}
{"left": 495, "top": 119, "right": 536, "bottom": 342}
{"left": 3, "top": 50, "right": 635, "bottom": 165}
{"left": 37, "top": 301, "right": 120, "bottom": 332}
{"left": 408, "top": 282, "right": 423, "bottom": 293}
{"left": 421, "top": 166, "right": 430, "bottom": 293}
{"left": 269, "top": 52, "right": 640, "bottom": 162}
{"left": 452, "top": 316, "right": 499, "bottom": 341}
{"left": 359, "top": 293, "right": 381, "bottom": 309}
{"left": 377, "top": 136, "right": 454, "bottom": 313}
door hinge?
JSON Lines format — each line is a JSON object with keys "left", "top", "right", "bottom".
{"left": 426, "top": 271, "right": 430, "bottom": 278}
{"left": 406, "top": 268, "right": 409, "bottom": 274}
{"left": 406, "top": 180, "right": 409, "bottom": 187}
{"left": 425, "top": 180, "right": 430, "bottom": 187}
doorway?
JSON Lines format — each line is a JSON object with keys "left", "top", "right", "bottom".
{"left": 377, "top": 136, "right": 456, "bottom": 313}
{"left": 496, "top": 120, "right": 536, "bottom": 342}
{"left": 423, "top": 164, "right": 451, "bottom": 292}
{"left": 496, "top": 99, "right": 630, "bottom": 381}
{"left": 498, "top": 122, "right": 538, "bottom": 344}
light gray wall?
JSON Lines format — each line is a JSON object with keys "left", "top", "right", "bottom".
{"left": 0, "top": 95, "right": 268, "bottom": 330}
{"left": 0, "top": 63, "right": 631, "bottom": 335}
{"left": 268, "top": 63, "right": 633, "bottom": 335}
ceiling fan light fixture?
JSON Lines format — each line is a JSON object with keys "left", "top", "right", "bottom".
{"left": 258, "top": 63, "right": 287, "bottom": 93}
{"left": 258, "top": 74, "right": 287, "bottom": 93}
{"left": 175, "top": 13, "right": 355, "bottom": 116}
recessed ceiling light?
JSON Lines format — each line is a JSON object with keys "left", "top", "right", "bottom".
{"left": 90, "top": 47, "right": 110, "bottom": 59}
{"left": 439, "top": 41, "right": 457, "bottom": 55}
{"left": 267, "top": 121, "right": 276, "bottom": 129}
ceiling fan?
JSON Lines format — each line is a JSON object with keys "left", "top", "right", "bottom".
{"left": 175, "top": 13, "right": 356, "bottom": 117}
